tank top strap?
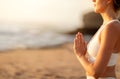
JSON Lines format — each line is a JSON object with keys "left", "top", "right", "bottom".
{"left": 98, "top": 19, "right": 119, "bottom": 36}
{"left": 100, "top": 19, "right": 119, "bottom": 31}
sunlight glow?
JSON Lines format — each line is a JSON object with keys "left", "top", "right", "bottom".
{"left": 0, "top": 0, "right": 92, "bottom": 27}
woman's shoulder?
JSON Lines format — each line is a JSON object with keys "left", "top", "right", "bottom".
{"left": 104, "top": 20, "right": 120, "bottom": 34}
{"left": 101, "top": 20, "right": 120, "bottom": 39}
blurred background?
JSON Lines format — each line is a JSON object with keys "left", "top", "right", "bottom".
{"left": 0, "top": 0, "right": 98, "bottom": 51}
{"left": 0, "top": 0, "right": 111, "bottom": 79}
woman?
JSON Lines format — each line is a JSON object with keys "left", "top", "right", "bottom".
{"left": 73, "top": 0, "right": 120, "bottom": 79}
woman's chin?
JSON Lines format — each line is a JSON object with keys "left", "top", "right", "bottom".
{"left": 94, "top": 10, "right": 98, "bottom": 13}
{"left": 94, "top": 9, "right": 100, "bottom": 13}
{"left": 94, "top": 8, "right": 105, "bottom": 13}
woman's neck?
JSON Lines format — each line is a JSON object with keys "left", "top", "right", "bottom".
{"left": 100, "top": 7, "right": 118, "bottom": 25}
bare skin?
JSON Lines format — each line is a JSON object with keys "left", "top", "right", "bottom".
{"left": 73, "top": 22, "right": 120, "bottom": 78}
{"left": 73, "top": 0, "right": 120, "bottom": 78}
{"left": 100, "top": 65, "right": 116, "bottom": 78}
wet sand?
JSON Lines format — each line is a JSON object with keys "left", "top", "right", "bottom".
{"left": 0, "top": 43, "right": 119, "bottom": 79}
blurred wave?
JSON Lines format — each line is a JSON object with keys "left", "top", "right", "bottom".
{"left": 0, "top": 25, "right": 75, "bottom": 51}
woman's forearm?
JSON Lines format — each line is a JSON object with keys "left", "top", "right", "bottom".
{"left": 76, "top": 55, "right": 95, "bottom": 74}
{"left": 76, "top": 55, "right": 102, "bottom": 78}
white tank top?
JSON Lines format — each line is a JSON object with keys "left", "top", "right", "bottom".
{"left": 87, "top": 19, "right": 119, "bottom": 66}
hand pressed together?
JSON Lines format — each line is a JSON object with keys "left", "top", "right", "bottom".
{"left": 73, "top": 32, "right": 87, "bottom": 57}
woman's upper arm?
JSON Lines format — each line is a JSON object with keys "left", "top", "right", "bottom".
{"left": 92, "top": 23, "right": 118, "bottom": 75}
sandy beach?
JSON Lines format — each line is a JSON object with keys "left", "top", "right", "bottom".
{"left": 0, "top": 43, "right": 120, "bottom": 79}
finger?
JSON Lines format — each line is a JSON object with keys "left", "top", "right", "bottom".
{"left": 74, "top": 38, "right": 78, "bottom": 48}
{"left": 76, "top": 33, "right": 80, "bottom": 39}
{"left": 75, "top": 33, "right": 83, "bottom": 47}
{"left": 85, "top": 41, "right": 87, "bottom": 46}
{"left": 79, "top": 34, "right": 82, "bottom": 45}
{"left": 83, "top": 41, "right": 87, "bottom": 51}
{"left": 77, "top": 32, "right": 81, "bottom": 38}
{"left": 75, "top": 36, "right": 81, "bottom": 48}
{"left": 74, "top": 38, "right": 77, "bottom": 45}
{"left": 76, "top": 33, "right": 79, "bottom": 37}
{"left": 76, "top": 34, "right": 80, "bottom": 42}
{"left": 78, "top": 32, "right": 81, "bottom": 35}
{"left": 80, "top": 34, "right": 85, "bottom": 45}
{"left": 73, "top": 38, "right": 77, "bottom": 49}
{"left": 76, "top": 38, "right": 81, "bottom": 50}
{"left": 81, "top": 33, "right": 84, "bottom": 41}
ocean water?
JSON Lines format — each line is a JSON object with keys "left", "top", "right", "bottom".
{"left": 0, "top": 25, "right": 92, "bottom": 51}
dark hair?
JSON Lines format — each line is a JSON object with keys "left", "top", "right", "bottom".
{"left": 113, "top": 0, "right": 120, "bottom": 12}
